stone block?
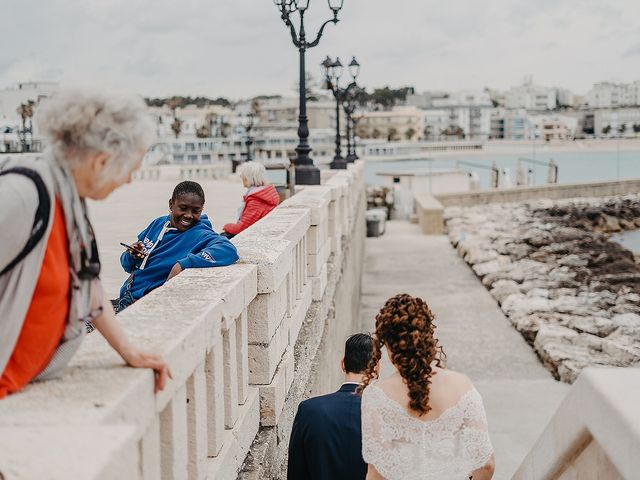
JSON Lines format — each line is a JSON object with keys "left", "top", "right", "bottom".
{"left": 205, "top": 338, "right": 225, "bottom": 457}
{"left": 280, "top": 191, "right": 330, "bottom": 226}
{"left": 205, "top": 388, "right": 260, "bottom": 480}
{"left": 247, "top": 280, "right": 288, "bottom": 345}
{"left": 248, "top": 318, "right": 288, "bottom": 386}
{"left": 307, "top": 217, "right": 329, "bottom": 254}
{"left": 0, "top": 426, "right": 141, "bottom": 480}
{"left": 286, "top": 283, "right": 313, "bottom": 347}
{"left": 233, "top": 232, "right": 293, "bottom": 294}
{"left": 307, "top": 239, "right": 331, "bottom": 277}
{"left": 223, "top": 321, "right": 239, "bottom": 429}
{"left": 141, "top": 418, "right": 161, "bottom": 480}
{"left": 259, "top": 349, "right": 295, "bottom": 427}
{"left": 236, "top": 310, "right": 249, "bottom": 405}
{"left": 186, "top": 363, "right": 207, "bottom": 480}
{"left": 242, "top": 207, "right": 311, "bottom": 245}
{"left": 179, "top": 265, "right": 253, "bottom": 326}
{"left": 159, "top": 384, "right": 188, "bottom": 480}
{"left": 311, "top": 262, "right": 328, "bottom": 301}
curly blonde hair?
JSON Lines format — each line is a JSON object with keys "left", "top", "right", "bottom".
{"left": 359, "top": 293, "right": 446, "bottom": 415}
{"left": 37, "top": 89, "right": 154, "bottom": 182}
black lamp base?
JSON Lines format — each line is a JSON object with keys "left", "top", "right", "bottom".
{"left": 295, "top": 164, "right": 321, "bottom": 185}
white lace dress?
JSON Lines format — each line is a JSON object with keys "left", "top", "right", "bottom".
{"left": 361, "top": 385, "right": 494, "bottom": 480}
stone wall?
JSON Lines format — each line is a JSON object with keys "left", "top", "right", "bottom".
{"left": 436, "top": 178, "right": 640, "bottom": 207}
{"left": 514, "top": 368, "right": 638, "bottom": 480}
{"left": 0, "top": 163, "right": 365, "bottom": 480}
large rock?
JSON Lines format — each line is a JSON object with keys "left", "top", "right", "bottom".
{"left": 445, "top": 194, "right": 640, "bottom": 383}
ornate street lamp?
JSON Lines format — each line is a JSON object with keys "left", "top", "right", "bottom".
{"left": 322, "top": 55, "right": 360, "bottom": 168}
{"left": 274, "top": 0, "right": 344, "bottom": 184}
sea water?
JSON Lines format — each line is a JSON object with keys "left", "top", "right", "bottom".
{"left": 364, "top": 149, "right": 640, "bottom": 188}
{"left": 612, "top": 229, "right": 640, "bottom": 254}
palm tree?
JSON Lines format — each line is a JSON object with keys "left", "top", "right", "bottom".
{"left": 387, "top": 127, "right": 399, "bottom": 142}
{"left": 171, "top": 118, "right": 182, "bottom": 139}
{"left": 205, "top": 113, "right": 217, "bottom": 137}
{"left": 405, "top": 127, "right": 416, "bottom": 141}
{"left": 16, "top": 101, "right": 35, "bottom": 151}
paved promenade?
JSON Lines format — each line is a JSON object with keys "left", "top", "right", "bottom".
{"left": 359, "top": 221, "right": 569, "bottom": 480}
{"left": 88, "top": 178, "right": 244, "bottom": 299}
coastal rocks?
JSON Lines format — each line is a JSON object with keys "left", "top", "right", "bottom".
{"left": 446, "top": 194, "right": 640, "bottom": 383}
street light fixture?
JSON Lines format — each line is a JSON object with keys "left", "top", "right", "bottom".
{"left": 274, "top": 0, "right": 344, "bottom": 184}
{"left": 322, "top": 55, "right": 360, "bottom": 168}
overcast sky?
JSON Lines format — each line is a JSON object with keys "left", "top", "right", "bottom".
{"left": 2, "top": 0, "right": 640, "bottom": 100}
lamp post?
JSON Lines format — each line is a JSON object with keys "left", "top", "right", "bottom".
{"left": 245, "top": 113, "right": 254, "bottom": 163}
{"left": 321, "top": 55, "right": 359, "bottom": 168}
{"left": 274, "top": 0, "right": 344, "bottom": 184}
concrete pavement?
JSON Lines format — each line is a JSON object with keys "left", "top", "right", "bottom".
{"left": 359, "top": 220, "right": 569, "bottom": 480}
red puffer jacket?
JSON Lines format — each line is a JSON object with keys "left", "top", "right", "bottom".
{"left": 223, "top": 185, "right": 280, "bottom": 235}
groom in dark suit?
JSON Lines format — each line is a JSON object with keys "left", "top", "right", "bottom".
{"left": 287, "top": 333, "right": 378, "bottom": 480}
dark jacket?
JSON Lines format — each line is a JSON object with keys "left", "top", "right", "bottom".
{"left": 287, "top": 383, "right": 366, "bottom": 480}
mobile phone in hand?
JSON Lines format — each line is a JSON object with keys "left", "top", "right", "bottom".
{"left": 120, "top": 242, "right": 146, "bottom": 257}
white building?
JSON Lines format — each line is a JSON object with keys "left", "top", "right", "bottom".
{"left": 409, "top": 90, "right": 492, "bottom": 140}
{"left": 587, "top": 81, "right": 640, "bottom": 108}
{"left": 490, "top": 109, "right": 533, "bottom": 140}
{"left": 593, "top": 108, "right": 640, "bottom": 137}
{"left": 528, "top": 113, "right": 579, "bottom": 141}
{"left": 505, "top": 80, "right": 557, "bottom": 111}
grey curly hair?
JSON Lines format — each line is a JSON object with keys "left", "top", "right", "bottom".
{"left": 37, "top": 90, "right": 154, "bottom": 182}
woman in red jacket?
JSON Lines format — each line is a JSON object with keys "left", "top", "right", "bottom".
{"left": 223, "top": 161, "right": 280, "bottom": 237}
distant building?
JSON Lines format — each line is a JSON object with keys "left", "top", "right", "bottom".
{"left": 407, "top": 90, "right": 492, "bottom": 140}
{"left": 505, "top": 79, "right": 557, "bottom": 111}
{"left": 357, "top": 106, "right": 424, "bottom": 142}
{"left": 490, "top": 109, "right": 533, "bottom": 140}
{"left": 593, "top": 108, "right": 640, "bottom": 137}
{"left": 587, "top": 81, "right": 640, "bottom": 108}
{"left": 528, "top": 113, "right": 579, "bottom": 141}
{"left": 252, "top": 96, "right": 340, "bottom": 131}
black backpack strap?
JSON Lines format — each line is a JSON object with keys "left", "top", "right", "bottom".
{"left": 0, "top": 167, "right": 51, "bottom": 276}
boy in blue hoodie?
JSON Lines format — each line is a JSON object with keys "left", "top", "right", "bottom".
{"left": 116, "top": 181, "right": 239, "bottom": 312}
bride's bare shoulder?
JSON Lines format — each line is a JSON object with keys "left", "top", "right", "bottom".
{"left": 432, "top": 368, "right": 474, "bottom": 394}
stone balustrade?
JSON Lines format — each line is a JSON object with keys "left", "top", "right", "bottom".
{"left": 514, "top": 368, "right": 640, "bottom": 479}
{"left": 134, "top": 163, "right": 232, "bottom": 182}
{"left": 0, "top": 162, "right": 365, "bottom": 480}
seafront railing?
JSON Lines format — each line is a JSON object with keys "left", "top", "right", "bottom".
{"left": 0, "top": 163, "right": 365, "bottom": 480}
{"left": 133, "top": 162, "right": 233, "bottom": 181}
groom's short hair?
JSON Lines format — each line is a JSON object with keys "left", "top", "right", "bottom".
{"left": 344, "top": 333, "right": 374, "bottom": 374}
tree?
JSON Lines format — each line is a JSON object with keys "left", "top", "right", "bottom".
{"left": 294, "top": 72, "right": 321, "bottom": 102}
{"left": 405, "top": 127, "right": 416, "bottom": 141}
{"left": 618, "top": 123, "right": 627, "bottom": 135}
{"left": 220, "top": 121, "right": 232, "bottom": 138}
{"left": 205, "top": 112, "right": 217, "bottom": 137}
{"left": 195, "top": 125, "right": 210, "bottom": 138}
{"left": 602, "top": 125, "right": 611, "bottom": 135}
{"left": 633, "top": 123, "right": 640, "bottom": 133}
{"left": 171, "top": 118, "right": 182, "bottom": 139}
{"left": 371, "top": 128, "right": 382, "bottom": 139}
{"left": 387, "top": 127, "right": 399, "bottom": 142}
{"left": 16, "top": 100, "right": 35, "bottom": 151}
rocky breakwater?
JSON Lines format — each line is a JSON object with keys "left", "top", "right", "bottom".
{"left": 445, "top": 195, "right": 640, "bottom": 383}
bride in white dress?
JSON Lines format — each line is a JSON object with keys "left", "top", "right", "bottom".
{"left": 359, "top": 294, "right": 495, "bottom": 480}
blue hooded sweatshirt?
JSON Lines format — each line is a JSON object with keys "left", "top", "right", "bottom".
{"left": 119, "top": 214, "right": 239, "bottom": 301}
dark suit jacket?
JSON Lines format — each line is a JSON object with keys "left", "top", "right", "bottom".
{"left": 287, "top": 383, "right": 366, "bottom": 480}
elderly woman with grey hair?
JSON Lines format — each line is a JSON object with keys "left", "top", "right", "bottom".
{"left": 0, "top": 90, "right": 171, "bottom": 398}
{"left": 222, "top": 161, "right": 280, "bottom": 237}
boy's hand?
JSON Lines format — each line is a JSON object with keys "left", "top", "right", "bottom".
{"left": 129, "top": 241, "right": 146, "bottom": 259}
{"left": 167, "top": 262, "right": 183, "bottom": 280}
